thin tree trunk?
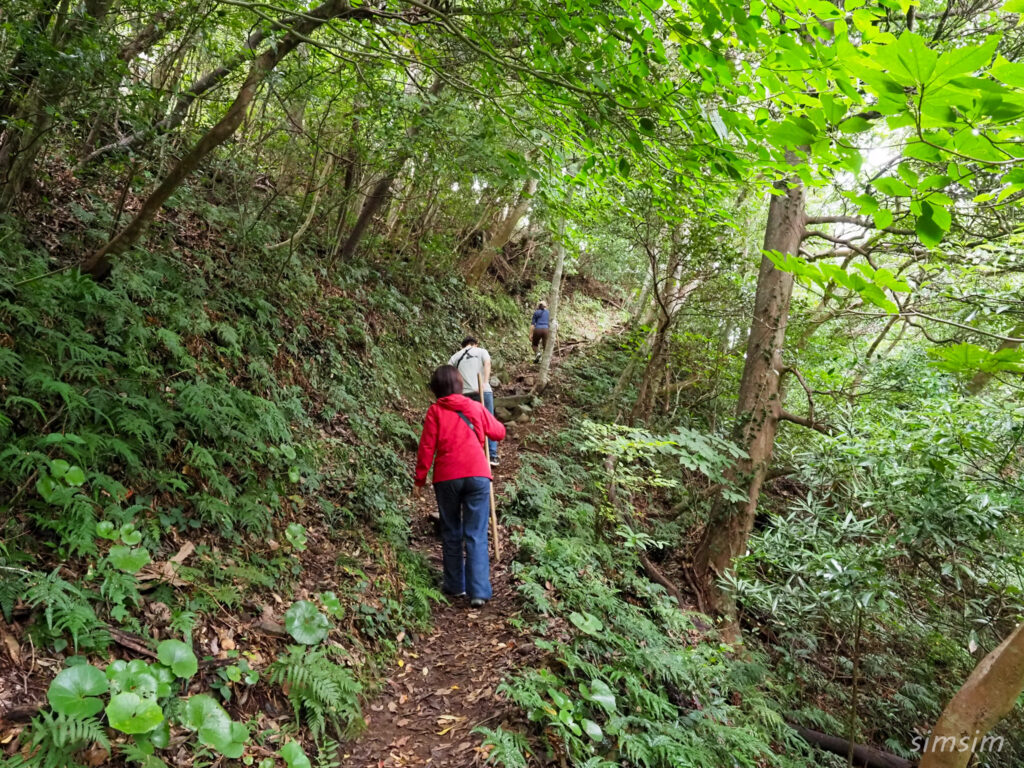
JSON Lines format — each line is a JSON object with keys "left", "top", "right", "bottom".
{"left": 82, "top": 0, "right": 367, "bottom": 279}
{"left": 333, "top": 76, "right": 443, "bottom": 264}
{"left": 466, "top": 177, "right": 537, "bottom": 281}
{"left": 919, "top": 622, "right": 1024, "bottom": 768}
{"left": 692, "top": 176, "right": 805, "bottom": 640}
{"left": 535, "top": 210, "right": 568, "bottom": 394}
{"left": 267, "top": 154, "right": 335, "bottom": 251}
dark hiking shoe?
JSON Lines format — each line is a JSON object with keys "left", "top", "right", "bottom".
{"left": 469, "top": 598, "right": 486, "bottom": 608}
{"left": 490, "top": 457, "right": 500, "bottom": 466}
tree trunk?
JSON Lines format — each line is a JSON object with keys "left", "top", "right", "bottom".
{"left": 535, "top": 212, "right": 567, "bottom": 394}
{"left": 333, "top": 76, "right": 443, "bottom": 264}
{"left": 691, "top": 177, "right": 805, "bottom": 640}
{"left": 79, "top": 6, "right": 329, "bottom": 167}
{"left": 466, "top": 177, "right": 538, "bottom": 281}
{"left": 918, "top": 622, "right": 1024, "bottom": 768}
{"left": 82, "top": 0, "right": 366, "bottom": 279}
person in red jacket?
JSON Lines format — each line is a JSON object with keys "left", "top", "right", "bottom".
{"left": 414, "top": 365, "right": 506, "bottom": 607}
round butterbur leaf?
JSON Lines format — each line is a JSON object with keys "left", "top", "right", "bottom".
{"left": 47, "top": 664, "right": 108, "bottom": 717}
{"left": 157, "top": 639, "right": 198, "bottom": 679}
{"left": 109, "top": 545, "right": 150, "bottom": 573}
{"left": 106, "top": 692, "right": 164, "bottom": 734}
{"left": 568, "top": 611, "right": 603, "bottom": 636}
{"left": 284, "top": 600, "right": 330, "bottom": 645}
{"left": 281, "top": 741, "right": 312, "bottom": 768}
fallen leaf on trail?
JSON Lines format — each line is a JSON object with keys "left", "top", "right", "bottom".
{"left": 169, "top": 541, "right": 195, "bottom": 564}
{"left": 1, "top": 625, "right": 20, "bottom": 663}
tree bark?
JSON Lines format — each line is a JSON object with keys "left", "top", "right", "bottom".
{"left": 466, "top": 177, "right": 538, "bottom": 281}
{"left": 691, "top": 176, "right": 805, "bottom": 640}
{"left": 82, "top": 0, "right": 369, "bottom": 279}
{"left": 333, "top": 76, "right": 444, "bottom": 264}
{"left": 918, "top": 622, "right": 1024, "bottom": 768}
{"left": 534, "top": 210, "right": 567, "bottom": 394}
{"left": 792, "top": 726, "right": 915, "bottom": 768}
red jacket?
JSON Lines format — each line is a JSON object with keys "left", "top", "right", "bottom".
{"left": 415, "top": 394, "right": 506, "bottom": 486}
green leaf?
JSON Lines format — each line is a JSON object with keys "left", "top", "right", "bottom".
{"left": 617, "top": 157, "right": 630, "bottom": 177}
{"left": 96, "top": 521, "right": 118, "bottom": 540}
{"left": 183, "top": 694, "right": 248, "bottom": 757}
{"left": 281, "top": 741, "right": 312, "bottom": 768}
{"left": 1002, "top": 0, "right": 1024, "bottom": 13}
{"left": 320, "top": 591, "right": 345, "bottom": 619}
{"left": 106, "top": 659, "right": 159, "bottom": 698}
{"left": 873, "top": 208, "right": 893, "bottom": 229}
{"left": 568, "top": 611, "right": 603, "bottom": 636}
{"left": 64, "top": 466, "right": 86, "bottom": 487}
{"left": 157, "top": 639, "right": 198, "bottom": 679}
{"left": 119, "top": 524, "right": 141, "bottom": 546}
{"left": 930, "top": 36, "right": 999, "bottom": 86}
{"left": 582, "top": 718, "right": 603, "bottom": 740}
{"left": 108, "top": 545, "right": 150, "bottom": 573}
{"left": 284, "top": 600, "right": 330, "bottom": 645}
{"left": 582, "top": 679, "right": 617, "bottom": 713}
{"left": 49, "top": 459, "right": 70, "bottom": 479}
{"left": 916, "top": 200, "right": 947, "bottom": 247}
{"left": 47, "top": 664, "right": 108, "bottom": 717}
{"left": 106, "top": 692, "right": 164, "bottom": 734}
{"left": 873, "top": 177, "right": 912, "bottom": 197}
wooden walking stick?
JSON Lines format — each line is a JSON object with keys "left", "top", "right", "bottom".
{"left": 478, "top": 374, "right": 502, "bottom": 561}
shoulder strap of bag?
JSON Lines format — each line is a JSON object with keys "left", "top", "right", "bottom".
{"left": 455, "top": 410, "right": 475, "bottom": 432}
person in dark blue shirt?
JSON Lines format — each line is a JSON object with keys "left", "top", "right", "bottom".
{"left": 530, "top": 300, "right": 550, "bottom": 363}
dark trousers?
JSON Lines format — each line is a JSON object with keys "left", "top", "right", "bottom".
{"left": 532, "top": 327, "right": 550, "bottom": 353}
{"left": 433, "top": 477, "right": 492, "bottom": 599}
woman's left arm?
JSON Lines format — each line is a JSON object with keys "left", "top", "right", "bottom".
{"left": 414, "top": 407, "right": 440, "bottom": 486}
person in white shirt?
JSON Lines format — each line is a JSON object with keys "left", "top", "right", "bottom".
{"left": 448, "top": 337, "right": 499, "bottom": 465}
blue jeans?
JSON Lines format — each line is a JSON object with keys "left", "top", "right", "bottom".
{"left": 482, "top": 390, "right": 498, "bottom": 460}
{"left": 433, "top": 477, "right": 492, "bottom": 600}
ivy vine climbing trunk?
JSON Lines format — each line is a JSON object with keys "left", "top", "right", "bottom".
{"left": 919, "top": 622, "right": 1024, "bottom": 768}
{"left": 692, "top": 175, "right": 805, "bottom": 640}
{"left": 81, "top": 0, "right": 372, "bottom": 279}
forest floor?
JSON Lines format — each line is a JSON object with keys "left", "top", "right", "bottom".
{"left": 342, "top": 361, "right": 575, "bottom": 768}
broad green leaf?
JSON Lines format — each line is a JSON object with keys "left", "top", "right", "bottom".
{"left": 582, "top": 718, "right": 604, "bottom": 740}
{"left": 930, "top": 36, "right": 999, "bottom": 86}
{"left": 157, "top": 639, "right": 198, "bottom": 679}
{"left": 916, "top": 200, "right": 948, "bottom": 247}
{"left": 49, "top": 459, "right": 70, "bottom": 479}
{"left": 64, "top": 466, "right": 86, "bottom": 486}
{"left": 1002, "top": 0, "right": 1024, "bottom": 12}
{"left": 859, "top": 283, "right": 899, "bottom": 313}
{"left": 873, "top": 208, "right": 894, "bottom": 229}
{"left": 582, "top": 679, "right": 617, "bottom": 712}
{"left": 47, "top": 664, "right": 108, "bottom": 717}
{"left": 284, "top": 600, "right": 330, "bottom": 645}
{"left": 281, "top": 741, "right": 312, "bottom": 768}
{"left": 109, "top": 545, "right": 150, "bottom": 573}
{"left": 106, "top": 659, "right": 159, "bottom": 698}
{"left": 106, "top": 692, "right": 164, "bottom": 734}
{"left": 119, "top": 524, "right": 141, "bottom": 545}
{"left": 873, "top": 177, "right": 912, "bottom": 197}
{"left": 183, "top": 693, "right": 246, "bottom": 756}
{"left": 96, "top": 521, "right": 118, "bottom": 540}
{"left": 568, "top": 611, "right": 603, "bottom": 635}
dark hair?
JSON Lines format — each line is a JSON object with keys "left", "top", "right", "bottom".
{"left": 429, "top": 365, "right": 463, "bottom": 398}
{"left": 461, "top": 336, "right": 477, "bottom": 347}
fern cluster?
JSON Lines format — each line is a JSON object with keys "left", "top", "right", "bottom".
{"left": 4, "top": 712, "right": 109, "bottom": 768}
{"left": 268, "top": 646, "right": 363, "bottom": 740}
{"left": 495, "top": 453, "right": 811, "bottom": 768}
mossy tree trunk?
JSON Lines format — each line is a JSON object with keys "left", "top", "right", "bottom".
{"left": 692, "top": 176, "right": 805, "bottom": 640}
